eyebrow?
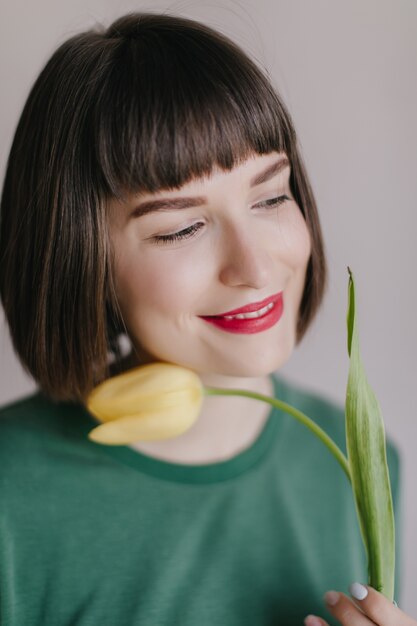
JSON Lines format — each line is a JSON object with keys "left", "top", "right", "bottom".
{"left": 129, "top": 156, "right": 290, "bottom": 219}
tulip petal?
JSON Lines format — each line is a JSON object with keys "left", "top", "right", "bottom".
{"left": 87, "top": 363, "right": 203, "bottom": 422}
{"left": 86, "top": 362, "right": 203, "bottom": 443}
{"left": 88, "top": 404, "right": 201, "bottom": 445}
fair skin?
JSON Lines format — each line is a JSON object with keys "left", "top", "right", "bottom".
{"left": 306, "top": 585, "right": 416, "bottom": 626}
{"left": 108, "top": 150, "right": 311, "bottom": 463}
{"left": 108, "top": 149, "right": 414, "bottom": 624}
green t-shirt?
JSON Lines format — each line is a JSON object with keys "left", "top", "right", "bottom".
{"left": 0, "top": 374, "right": 401, "bottom": 625}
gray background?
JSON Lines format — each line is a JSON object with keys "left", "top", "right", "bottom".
{"left": 1, "top": 0, "right": 416, "bottom": 614}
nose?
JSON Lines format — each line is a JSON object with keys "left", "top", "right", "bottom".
{"left": 218, "top": 224, "right": 272, "bottom": 289}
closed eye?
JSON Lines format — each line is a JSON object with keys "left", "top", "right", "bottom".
{"left": 152, "top": 222, "right": 205, "bottom": 245}
{"left": 151, "top": 194, "right": 292, "bottom": 245}
{"left": 254, "top": 194, "right": 291, "bottom": 209}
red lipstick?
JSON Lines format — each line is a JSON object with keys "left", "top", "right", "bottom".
{"left": 200, "top": 292, "right": 284, "bottom": 334}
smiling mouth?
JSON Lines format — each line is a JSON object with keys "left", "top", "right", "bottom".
{"left": 211, "top": 301, "right": 275, "bottom": 320}
{"left": 202, "top": 292, "right": 282, "bottom": 319}
{"left": 199, "top": 293, "right": 284, "bottom": 334}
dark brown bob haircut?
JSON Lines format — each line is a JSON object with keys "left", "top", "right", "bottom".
{"left": 0, "top": 12, "right": 327, "bottom": 402}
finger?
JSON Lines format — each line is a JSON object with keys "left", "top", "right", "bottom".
{"left": 348, "top": 583, "right": 413, "bottom": 626}
{"left": 324, "top": 590, "right": 373, "bottom": 625}
{"left": 304, "top": 616, "right": 328, "bottom": 626}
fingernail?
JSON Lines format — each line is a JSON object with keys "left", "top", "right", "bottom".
{"left": 349, "top": 582, "right": 368, "bottom": 600}
{"left": 324, "top": 591, "right": 340, "bottom": 606}
{"left": 304, "top": 615, "right": 321, "bottom": 626}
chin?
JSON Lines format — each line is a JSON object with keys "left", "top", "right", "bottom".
{"left": 224, "top": 357, "right": 290, "bottom": 378}
{"left": 197, "top": 344, "right": 294, "bottom": 379}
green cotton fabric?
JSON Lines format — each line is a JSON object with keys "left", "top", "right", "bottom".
{"left": 0, "top": 374, "right": 401, "bottom": 626}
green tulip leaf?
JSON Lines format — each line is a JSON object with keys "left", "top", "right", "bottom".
{"left": 345, "top": 267, "right": 395, "bottom": 599}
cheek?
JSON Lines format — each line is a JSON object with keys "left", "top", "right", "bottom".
{"left": 114, "top": 246, "right": 211, "bottom": 317}
{"left": 272, "top": 206, "right": 312, "bottom": 270}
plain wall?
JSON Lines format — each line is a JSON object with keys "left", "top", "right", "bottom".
{"left": 1, "top": 0, "right": 416, "bottom": 613}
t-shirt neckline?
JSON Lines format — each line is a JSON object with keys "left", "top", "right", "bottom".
{"left": 83, "top": 374, "right": 285, "bottom": 484}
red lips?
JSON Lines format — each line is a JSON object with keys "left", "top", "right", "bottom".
{"left": 200, "top": 292, "right": 284, "bottom": 335}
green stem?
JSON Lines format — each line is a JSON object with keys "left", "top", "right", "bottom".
{"left": 204, "top": 386, "right": 351, "bottom": 483}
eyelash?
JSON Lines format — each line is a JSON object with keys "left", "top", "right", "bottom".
{"left": 152, "top": 194, "right": 292, "bottom": 245}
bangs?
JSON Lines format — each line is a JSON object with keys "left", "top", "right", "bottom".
{"left": 93, "top": 19, "right": 295, "bottom": 198}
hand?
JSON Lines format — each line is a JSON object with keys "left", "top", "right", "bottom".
{"left": 304, "top": 583, "right": 417, "bottom": 626}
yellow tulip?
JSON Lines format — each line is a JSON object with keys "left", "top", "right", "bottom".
{"left": 86, "top": 359, "right": 348, "bottom": 478}
{"left": 86, "top": 362, "right": 203, "bottom": 444}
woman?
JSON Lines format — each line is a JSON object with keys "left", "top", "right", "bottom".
{"left": 0, "top": 12, "right": 410, "bottom": 626}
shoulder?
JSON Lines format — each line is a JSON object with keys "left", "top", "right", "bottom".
{"left": 0, "top": 391, "right": 48, "bottom": 420}
{"left": 0, "top": 392, "right": 103, "bottom": 517}
{"left": 0, "top": 391, "right": 95, "bottom": 462}
{"left": 0, "top": 391, "right": 70, "bottom": 436}
{"left": 0, "top": 392, "right": 49, "bottom": 440}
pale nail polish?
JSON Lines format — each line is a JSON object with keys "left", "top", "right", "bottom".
{"left": 349, "top": 582, "right": 368, "bottom": 600}
{"left": 324, "top": 591, "right": 340, "bottom": 606}
{"left": 304, "top": 615, "right": 321, "bottom": 626}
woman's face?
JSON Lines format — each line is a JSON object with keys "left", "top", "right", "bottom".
{"left": 108, "top": 151, "right": 312, "bottom": 379}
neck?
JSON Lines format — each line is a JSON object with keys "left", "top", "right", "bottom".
{"left": 128, "top": 369, "right": 274, "bottom": 464}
